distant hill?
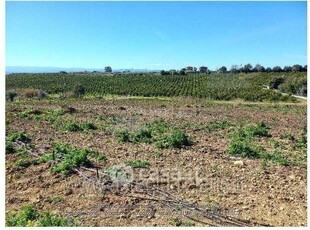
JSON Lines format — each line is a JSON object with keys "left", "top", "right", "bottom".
{"left": 6, "top": 66, "right": 159, "bottom": 74}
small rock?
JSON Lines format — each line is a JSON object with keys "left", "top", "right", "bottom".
{"left": 288, "top": 175, "right": 295, "bottom": 181}
{"left": 64, "top": 188, "right": 73, "bottom": 196}
{"left": 188, "top": 184, "right": 196, "bottom": 189}
{"left": 234, "top": 160, "right": 244, "bottom": 166}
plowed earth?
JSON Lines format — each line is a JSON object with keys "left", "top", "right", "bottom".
{"left": 5, "top": 97, "right": 307, "bottom": 226}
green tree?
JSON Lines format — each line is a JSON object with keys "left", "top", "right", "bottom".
{"left": 243, "top": 64, "right": 253, "bottom": 73}
{"left": 104, "top": 66, "right": 112, "bottom": 73}
{"left": 230, "top": 65, "right": 239, "bottom": 74}
{"left": 272, "top": 66, "right": 282, "bottom": 72}
{"left": 253, "top": 64, "right": 265, "bottom": 72}
{"left": 199, "top": 66, "right": 208, "bottom": 73}
{"left": 283, "top": 66, "right": 292, "bottom": 72}
{"left": 218, "top": 66, "right": 227, "bottom": 74}
{"left": 292, "top": 64, "right": 303, "bottom": 72}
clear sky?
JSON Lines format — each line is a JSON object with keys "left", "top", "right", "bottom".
{"left": 6, "top": 1, "right": 307, "bottom": 70}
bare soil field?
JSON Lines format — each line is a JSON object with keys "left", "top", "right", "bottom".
{"left": 5, "top": 97, "right": 307, "bottom": 226}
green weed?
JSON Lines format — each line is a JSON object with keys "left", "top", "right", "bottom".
{"left": 126, "top": 160, "right": 150, "bottom": 169}
{"left": 228, "top": 140, "right": 261, "bottom": 158}
{"left": 46, "top": 143, "right": 94, "bottom": 176}
{"left": 6, "top": 205, "right": 78, "bottom": 227}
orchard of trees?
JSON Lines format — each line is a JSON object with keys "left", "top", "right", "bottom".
{"left": 159, "top": 64, "right": 307, "bottom": 75}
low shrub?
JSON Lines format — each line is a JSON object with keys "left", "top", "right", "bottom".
{"left": 6, "top": 91, "right": 18, "bottom": 102}
{"left": 232, "top": 122, "right": 270, "bottom": 140}
{"left": 130, "top": 127, "right": 153, "bottom": 143}
{"left": 80, "top": 122, "right": 97, "bottom": 131}
{"left": 6, "top": 141, "right": 15, "bottom": 154}
{"left": 6, "top": 205, "right": 78, "bottom": 227}
{"left": 259, "top": 151, "right": 289, "bottom": 165}
{"left": 156, "top": 130, "right": 192, "bottom": 148}
{"left": 48, "top": 143, "right": 93, "bottom": 176}
{"left": 228, "top": 140, "right": 260, "bottom": 158}
{"left": 115, "top": 121, "right": 192, "bottom": 149}
{"left": 115, "top": 129, "right": 131, "bottom": 142}
{"left": 65, "top": 122, "right": 97, "bottom": 132}
{"left": 64, "top": 123, "right": 82, "bottom": 132}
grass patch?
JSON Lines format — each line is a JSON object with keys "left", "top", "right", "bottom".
{"left": 155, "top": 130, "right": 192, "bottom": 148}
{"left": 64, "top": 121, "right": 97, "bottom": 132}
{"left": 18, "top": 108, "right": 64, "bottom": 122}
{"left": 172, "top": 217, "right": 195, "bottom": 227}
{"left": 6, "top": 204, "right": 78, "bottom": 227}
{"left": 208, "top": 120, "right": 235, "bottom": 130}
{"left": 115, "top": 129, "right": 131, "bottom": 142}
{"left": 293, "top": 127, "right": 307, "bottom": 153}
{"left": 12, "top": 153, "right": 34, "bottom": 170}
{"left": 47, "top": 195, "right": 63, "bottom": 204}
{"left": 280, "top": 133, "right": 296, "bottom": 141}
{"left": 7, "top": 131, "right": 31, "bottom": 143}
{"left": 228, "top": 121, "right": 289, "bottom": 165}
{"left": 6, "top": 141, "right": 15, "bottom": 154}
{"left": 64, "top": 122, "right": 82, "bottom": 132}
{"left": 228, "top": 140, "right": 261, "bottom": 158}
{"left": 126, "top": 160, "right": 150, "bottom": 169}
{"left": 231, "top": 122, "right": 270, "bottom": 140}
{"left": 115, "top": 120, "right": 192, "bottom": 148}
{"left": 228, "top": 139, "right": 289, "bottom": 165}
{"left": 259, "top": 151, "right": 289, "bottom": 165}
{"left": 130, "top": 127, "right": 153, "bottom": 143}
{"left": 6, "top": 131, "right": 31, "bottom": 154}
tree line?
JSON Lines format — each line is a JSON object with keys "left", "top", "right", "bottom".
{"left": 159, "top": 64, "right": 307, "bottom": 75}
{"left": 102, "top": 64, "right": 306, "bottom": 76}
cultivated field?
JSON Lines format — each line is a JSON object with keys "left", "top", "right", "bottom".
{"left": 6, "top": 72, "right": 307, "bottom": 101}
{"left": 5, "top": 95, "right": 307, "bottom": 226}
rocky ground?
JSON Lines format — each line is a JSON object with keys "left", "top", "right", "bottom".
{"left": 5, "top": 97, "right": 307, "bottom": 226}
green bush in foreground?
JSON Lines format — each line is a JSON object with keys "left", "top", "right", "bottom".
{"left": 6, "top": 205, "right": 78, "bottom": 227}
{"left": 232, "top": 122, "right": 270, "bottom": 140}
{"left": 156, "top": 130, "right": 192, "bottom": 148}
{"left": 130, "top": 127, "right": 153, "bottom": 143}
{"left": 41, "top": 143, "right": 94, "bottom": 176}
{"left": 228, "top": 140, "right": 260, "bottom": 158}
{"left": 115, "top": 121, "right": 192, "bottom": 148}
{"left": 228, "top": 122, "right": 290, "bottom": 165}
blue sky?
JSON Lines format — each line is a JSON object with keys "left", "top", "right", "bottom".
{"left": 6, "top": 1, "right": 307, "bottom": 70}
